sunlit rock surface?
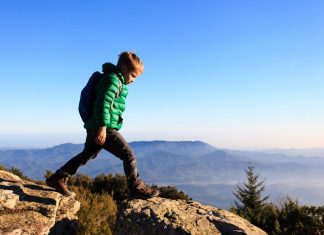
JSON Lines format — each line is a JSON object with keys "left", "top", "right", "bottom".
{"left": 0, "top": 170, "right": 80, "bottom": 235}
{"left": 115, "top": 197, "right": 267, "bottom": 235}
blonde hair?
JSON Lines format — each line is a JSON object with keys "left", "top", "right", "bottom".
{"left": 117, "top": 51, "right": 144, "bottom": 73}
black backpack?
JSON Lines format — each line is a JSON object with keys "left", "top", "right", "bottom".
{"left": 78, "top": 71, "right": 123, "bottom": 123}
{"left": 78, "top": 71, "right": 103, "bottom": 123}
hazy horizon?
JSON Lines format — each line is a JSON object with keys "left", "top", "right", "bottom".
{"left": 1, "top": 133, "right": 324, "bottom": 152}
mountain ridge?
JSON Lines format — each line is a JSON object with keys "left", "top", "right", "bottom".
{"left": 1, "top": 140, "right": 324, "bottom": 209}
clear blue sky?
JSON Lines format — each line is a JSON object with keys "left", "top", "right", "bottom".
{"left": 0, "top": 0, "right": 323, "bottom": 149}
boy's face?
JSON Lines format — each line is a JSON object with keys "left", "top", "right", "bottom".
{"left": 121, "top": 65, "right": 142, "bottom": 85}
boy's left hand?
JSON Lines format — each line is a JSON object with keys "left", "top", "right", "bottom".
{"left": 95, "top": 126, "right": 107, "bottom": 145}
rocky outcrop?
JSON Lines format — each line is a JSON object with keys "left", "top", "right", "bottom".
{"left": 0, "top": 170, "right": 80, "bottom": 235}
{"left": 115, "top": 197, "right": 267, "bottom": 235}
{"left": 0, "top": 169, "right": 268, "bottom": 234}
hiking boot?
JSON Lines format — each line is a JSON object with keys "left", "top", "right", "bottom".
{"left": 46, "top": 171, "right": 73, "bottom": 196}
{"left": 129, "top": 181, "right": 159, "bottom": 199}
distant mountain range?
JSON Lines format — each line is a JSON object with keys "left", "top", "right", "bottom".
{"left": 1, "top": 141, "right": 324, "bottom": 209}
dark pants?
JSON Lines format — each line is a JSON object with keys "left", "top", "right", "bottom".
{"left": 58, "top": 129, "right": 139, "bottom": 188}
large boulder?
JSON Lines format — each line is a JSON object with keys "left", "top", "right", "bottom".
{"left": 0, "top": 170, "right": 80, "bottom": 235}
{"left": 114, "top": 197, "right": 267, "bottom": 235}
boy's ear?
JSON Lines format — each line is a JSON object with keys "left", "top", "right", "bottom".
{"left": 120, "top": 64, "right": 130, "bottom": 76}
{"left": 119, "top": 64, "right": 126, "bottom": 72}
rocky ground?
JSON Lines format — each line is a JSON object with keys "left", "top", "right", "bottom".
{"left": 0, "top": 169, "right": 267, "bottom": 235}
{"left": 0, "top": 170, "right": 80, "bottom": 235}
{"left": 114, "top": 197, "right": 267, "bottom": 235}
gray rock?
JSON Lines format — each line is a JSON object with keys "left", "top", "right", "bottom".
{"left": 114, "top": 197, "right": 267, "bottom": 235}
{"left": 0, "top": 170, "right": 80, "bottom": 235}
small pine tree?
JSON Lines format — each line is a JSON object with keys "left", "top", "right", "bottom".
{"left": 231, "top": 164, "right": 269, "bottom": 225}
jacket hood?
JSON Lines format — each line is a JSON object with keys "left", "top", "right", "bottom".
{"left": 102, "top": 62, "right": 125, "bottom": 83}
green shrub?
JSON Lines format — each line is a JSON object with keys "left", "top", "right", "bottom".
{"left": 93, "top": 173, "right": 129, "bottom": 202}
{"left": 69, "top": 173, "right": 93, "bottom": 189}
{"left": 152, "top": 185, "right": 192, "bottom": 200}
{"left": 0, "top": 164, "right": 7, "bottom": 171}
{"left": 71, "top": 185, "right": 117, "bottom": 235}
{"left": 9, "top": 167, "right": 30, "bottom": 180}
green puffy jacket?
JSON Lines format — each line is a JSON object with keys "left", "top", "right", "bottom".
{"left": 84, "top": 63, "right": 128, "bottom": 131}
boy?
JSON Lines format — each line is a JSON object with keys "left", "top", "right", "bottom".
{"left": 46, "top": 51, "right": 159, "bottom": 198}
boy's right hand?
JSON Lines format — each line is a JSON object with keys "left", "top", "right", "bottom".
{"left": 95, "top": 126, "right": 107, "bottom": 145}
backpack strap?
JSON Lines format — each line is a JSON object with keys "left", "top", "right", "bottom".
{"left": 110, "top": 78, "right": 123, "bottom": 110}
{"left": 116, "top": 78, "right": 123, "bottom": 98}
